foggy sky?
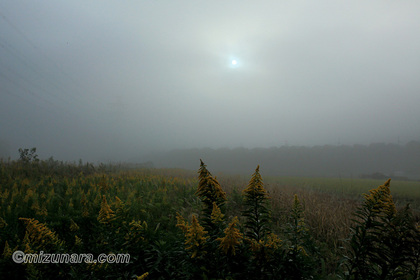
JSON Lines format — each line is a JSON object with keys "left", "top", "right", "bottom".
{"left": 1, "top": 1, "right": 420, "bottom": 162}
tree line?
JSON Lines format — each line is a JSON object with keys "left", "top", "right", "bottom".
{"left": 144, "top": 141, "right": 420, "bottom": 180}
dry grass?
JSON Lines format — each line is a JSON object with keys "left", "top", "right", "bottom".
{"left": 217, "top": 174, "right": 359, "bottom": 248}
{"left": 269, "top": 184, "right": 358, "bottom": 249}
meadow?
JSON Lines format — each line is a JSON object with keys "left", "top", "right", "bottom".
{"left": 0, "top": 157, "right": 419, "bottom": 279}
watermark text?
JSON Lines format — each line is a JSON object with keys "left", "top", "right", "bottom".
{"left": 12, "top": 250, "right": 130, "bottom": 264}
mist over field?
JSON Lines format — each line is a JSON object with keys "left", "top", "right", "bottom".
{"left": 138, "top": 142, "right": 420, "bottom": 180}
{"left": 1, "top": 1, "right": 420, "bottom": 170}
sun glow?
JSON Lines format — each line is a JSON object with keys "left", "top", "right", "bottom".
{"left": 229, "top": 58, "right": 240, "bottom": 69}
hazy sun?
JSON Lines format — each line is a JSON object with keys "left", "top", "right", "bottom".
{"left": 231, "top": 60, "right": 237, "bottom": 65}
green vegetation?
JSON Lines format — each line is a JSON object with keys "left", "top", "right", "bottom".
{"left": 0, "top": 155, "right": 419, "bottom": 279}
{"left": 345, "top": 179, "right": 419, "bottom": 279}
{"left": 265, "top": 176, "right": 420, "bottom": 209}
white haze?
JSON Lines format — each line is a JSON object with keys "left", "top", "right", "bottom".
{"left": 1, "top": 1, "right": 420, "bottom": 162}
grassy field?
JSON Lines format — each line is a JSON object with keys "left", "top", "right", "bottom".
{"left": 268, "top": 176, "right": 419, "bottom": 194}
{"left": 264, "top": 176, "right": 420, "bottom": 207}
{"left": 219, "top": 173, "right": 420, "bottom": 257}
{"left": 0, "top": 159, "right": 419, "bottom": 279}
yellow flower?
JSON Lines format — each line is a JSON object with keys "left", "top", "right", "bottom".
{"left": 81, "top": 193, "right": 89, "bottom": 218}
{"left": 243, "top": 165, "right": 271, "bottom": 242}
{"left": 93, "top": 193, "right": 102, "bottom": 208}
{"left": 196, "top": 160, "right": 226, "bottom": 205}
{"left": 176, "top": 213, "right": 188, "bottom": 233}
{"left": 114, "top": 196, "right": 128, "bottom": 220}
{"left": 293, "top": 194, "right": 300, "bottom": 208}
{"left": 69, "top": 198, "right": 74, "bottom": 209}
{"left": 265, "top": 233, "right": 282, "bottom": 250}
{"left": 74, "top": 235, "right": 82, "bottom": 247}
{"left": 2, "top": 241, "right": 12, "bottom": 258}
{"left": 23, "top": 189, "right": 34, "bottom": 203}
{"left": 97, "top": 196, "right": 115, "bottom": 224}
{"left": 136, "top": 272, "right": 149, "bottom": 280}
{"left": 247, "top": 237, "right": 264, "bottom": 253}
{"left": 364, "top": 179, "right": 396, "bottom": 216}
{"left": 19, "top": 218, "right": 64, "bottom": 251}
{"left": 87, "top": 261, "right": 107, "bottom": 271}
{"left": 243, "top": 165, "right": 267, "bottom": 198}
{"left": 246, "top": 233, "right": 283, "bottom": 260}
{"left": 184, "top": 215, "right": 208, "bottom": 258}
{"left": 22, "top": 178, "right": 30, "bottom": 187}
{"left": 70, "top": 219, "right": 80, "bottom": 232}
{"left": 0, "top": 189, "right": 10, "bottom": 203}
{"left": 217, "top": 217, "right": 242, "bottom": 255}
{"left": 210, "top": 202, "right": 224, "bottom": 223}
{"left": 197, "top": 175, "right": 226, "bottom": 203}
{"left": 296, "top": 245, "right": 308, "bottom": 256}
{"left": 0, "top": 217, "right": 7, "bottom": 228}
{"left": 114, "top": 196, "right": 124, "bottom": 208}
{"left": 125, "top": 220, "right": 147, "bottom": 244}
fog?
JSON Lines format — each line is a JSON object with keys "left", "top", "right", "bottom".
{"left": 1, "top": 1, "right": 420, "bottom": 162}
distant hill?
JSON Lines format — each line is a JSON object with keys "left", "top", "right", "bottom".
{"left": 138, "top": 141, "right": 420, "bottom": 180}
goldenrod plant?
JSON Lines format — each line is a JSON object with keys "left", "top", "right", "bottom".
{"left": 196, "top": 159, "right": 227, "bottom": 232}
{"left": 176, "top": 212, "right": 188, "bottom": 233}
{"left": 289, "top": 195, "right": 308, "bottom": 256}
{"left": 80, "top": 192, "right": 90, "bottom": 218}
{"left": 196, "top": 160, "right": 227, "bottom": 207}
{"left": 125, "top": 219, "right": 147, "bottom": 246}
{"left": 345, "top": 179, "right": 420, "bottom": 280}
{"left": 2, "top": 241, "right": 12, "bottom": 258}
{"left": 217, "top": 216, "right": 242, "bottom": 256}
{"left": 196, "top": 160, "right": 226, "bottom": 206}
{"left": 0, "top": 217, "right": 7, "bottom": 228}
{"left": 114, "top": 196, "right": 129, "bottom": 221}
{"left": 242, "top": 165, "right": 271, "bottom": 242}
{"left": 69, "top": 219, "right": 79, "bottom": 232}
{"left": 136, "top": 272, "right": 149, "bottom": 280}
{"left": 210, "top": 201, "right": 225, "bottom": 224}
{"left": 97, "top": 195, "right": 115, "bottom": 224}
{"left": 19, "top": 218, "right": 64, "bottom": 252}
{"left": 18, "top": 218, "right": 66, "bottom": 279}
{"left": 281, "top": 194, "right": 317, "bottom": 279}
{"left": 181, "top": 215, "right": 209, "bottom": 259}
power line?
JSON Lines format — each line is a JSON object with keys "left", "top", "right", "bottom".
{"left": 0, "top": 69, "right": 56, "bottom": 107}
{"left": 0, "top": 11, "right": 40, "bottom": 51}
{"left": 0, "top": 35, "right": 92, "bottom": 108}
{"left": 0, "top": 12, "right": 99, "bottom": 107}
{"left": 0, "top": 56, "right": 69, "bottom": 106}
